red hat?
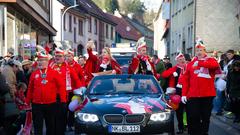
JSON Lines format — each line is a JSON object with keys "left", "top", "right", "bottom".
{"left": 136, "top": 37, "right": 147, "bottom": 52}
{"left": 175, "top": 53, "right": 184, "bottom": 60}
{"left": 37, "top": 50, "right": 49, "bottom": 59}
{"left": 137, "top": 44, "right": 147, "bottom": 52}
{"left": 66, "top": 49, "right": 74, "bottom": 56}
{"left": 54, "top": 48, "right": 65, "bottom": 55}
{"left": 195, "top": 38, "right": 206, "bottom": 49}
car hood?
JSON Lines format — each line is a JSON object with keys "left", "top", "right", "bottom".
{"left": 81, "top": 95, "right": 168, "bottom": 115}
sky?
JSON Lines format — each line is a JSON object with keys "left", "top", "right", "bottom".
{"left": 141, "top": 0, "right": 162, "bottom": 12}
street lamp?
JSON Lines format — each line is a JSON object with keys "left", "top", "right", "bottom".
{"left": 61, "top": 0, "right": 78, "bottom": 43}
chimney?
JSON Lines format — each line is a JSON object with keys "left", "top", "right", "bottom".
{"left": 114, "top": 10, "right": 122, "bottom": 18}
{"left": 127, "top": 13, "right": 134, "bottom": 19}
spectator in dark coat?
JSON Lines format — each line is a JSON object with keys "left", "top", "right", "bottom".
{"left": 226, "top": 60, "right": 240, "bottom": 123}
{"left": 163, "top": 55, "right": 172, "bottom": 70}
{"left": 0, "top": 72, "right": 10, "bottom": 128}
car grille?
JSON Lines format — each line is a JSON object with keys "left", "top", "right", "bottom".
{"left": 125, "top": 114, "right": 145, "bottom": 123}
{"left": 104, "top": 114, "right": 124, "bottom": 124}
{"left": 103, "top": 114, "right": 145, "bottom": 124}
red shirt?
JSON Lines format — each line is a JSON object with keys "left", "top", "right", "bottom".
{"left": 182, "top": 56, "right": 219, "bottom": 98}
{"left": 26, "top": 68, "right": 64, "bottom": 104}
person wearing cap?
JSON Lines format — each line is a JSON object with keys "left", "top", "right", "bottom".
{"left": 86, "top": 41, "right": 122, "bottom": 77}
{"left": 50, "top": 47, "right": 84, "bottom": 135}
{"left": 128, "top": 37, "right": 158, "bottom": 79}
{"left": 161, "top": 53, "right": 187, "bottom": 134}
{"left": 26, "top": 50, "right": 64, "bottom": 135}
{"left": 22, "top": 60, "right": 33, "bottom": 85}
{"left": 65, "top": 49, "right": 85, "bottom": 130}
{"left": 182, "top": 38, "right": 220, "bottom": 135}
{"left": 2, "top": 59, "right": 20, "bottom": 99}
{"left": 163, "top": 55, "right": 173, "bottom": 70}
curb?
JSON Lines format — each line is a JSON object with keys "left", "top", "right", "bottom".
{"left": 212, "top": 114, "right": 240, "bottom": 131}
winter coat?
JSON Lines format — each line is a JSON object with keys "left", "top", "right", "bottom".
{"left": 226, "top": 70, "right": 240, "bottom": 98}
{"left": 155, "top": 60, "right": 166, "bottom": 87}
{"left": 2, "top": 65, "right": 17, "bottom": 98}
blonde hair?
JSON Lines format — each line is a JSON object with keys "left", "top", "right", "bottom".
{"left": 102, "top": 47, "right": 115, "bottom": 60}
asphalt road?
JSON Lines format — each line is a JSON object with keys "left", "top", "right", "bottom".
{"left": 65, "top": 116, "right": 240, "bottom": 135}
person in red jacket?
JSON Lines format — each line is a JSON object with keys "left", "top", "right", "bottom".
{"left": 161, "top": 53, "right": 187, "bottom": 134}
{"left": 85, "top": 41, "right": 122, "bottom": 77}
{"left": 49, "top": 48, "right": 84, "bottom": 135}
{"left": 65, "top": 49, "right": 85, "bottom": 130}
{"left": 26, "top": 50, "right": 64, "bottom": 135}
{"left": 182, "top": 39, "right": 220, "bottom": 135}
{"left": 128, "top": 37, "right": 158, "bottom": 79}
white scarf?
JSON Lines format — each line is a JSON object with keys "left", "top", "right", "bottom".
{"left": 194, "top": 56, "right": 211, "bottom": 79}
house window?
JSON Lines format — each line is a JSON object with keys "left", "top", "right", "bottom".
{"left": 239, "top": 26, "right": 240, "bottom": 38}
{"left": 88, "top": 17, "right": 92, "bottom": 33}
{"left": 94, "top": 40, "right": 97, "bottom": 48}
{"left": 78, "top": 19, "right": 83, "bottom": 36}
{"left": 111, "top": 26, "right": 113, "bottom": 40}
{"left": 94, "top": 19, "right": 97, "bottom": 34}
{"left": 74, "top": 27, "right": 77, "bottom": 43}
{"left": 106, "top": 24, "right": 109, "bottom": 39}
{"left": 69, "top": 15, "right": 72, "bottom": 32}
{"left": 64, "top": 14, "right": 66, "bottom": 31}
{"left": 74, "top": 17, "right": 76, "bottom": 24}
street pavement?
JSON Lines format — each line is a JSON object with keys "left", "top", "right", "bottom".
{"left": 65, "top": 115, "right": 240, "bottom": 135}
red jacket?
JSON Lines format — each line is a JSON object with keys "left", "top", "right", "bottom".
{"left": 26, "top": 68, "right": 64, "bottom": 104}
{"left": 182, "top": 56, "right": 219, "bottom": 98}
{"left": 128, "top": 56, "right": 158, "bottom": 79}
{"left": 161, "top": 65, "right": 185, "bottom": 88}
{"left": 67, "top": 61, "right": 86, "bottom": 87}
{"left": 50, "top": 62, "right": 83, "bottom": 102}
{"left": 86, "top": 48, "right": 122, "bottom": 75}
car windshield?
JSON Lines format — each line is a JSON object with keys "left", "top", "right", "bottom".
{"left": 88, "top": 75, "right": 162, "bottom": 95}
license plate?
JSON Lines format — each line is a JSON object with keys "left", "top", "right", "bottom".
{"left": 108, "top": 125, "right": 140, "bottom": 133}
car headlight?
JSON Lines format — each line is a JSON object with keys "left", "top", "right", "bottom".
{"left": 77, "top": 113, "right": 99, "bottom": 122}
{"left": 150, "top": 112, "right": 171, "bottom": 121}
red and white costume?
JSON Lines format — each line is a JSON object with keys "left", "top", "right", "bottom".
{"left": 182, "top": 55, "right": 219, "bottom": 98}
{"left": 49, "top": 49, "right": 84, "bottom": 103}
{"left": 128, "top": 39, "right": 158, "bottom": 79}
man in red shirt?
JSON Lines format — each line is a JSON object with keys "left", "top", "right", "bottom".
{"left": 161, "top": 53, "right": 187, "bottom": 134}
{"left": 49, "top": 48, "right": 84, "bottom": 135}
{"left": 26, "top": 50, "right": 64, "bottom": 135}
{"left": 65, "top": 49, "right": 85, "bottom": 130}
{"left": 182, "top": 39, "right": 220, "bottom": 135}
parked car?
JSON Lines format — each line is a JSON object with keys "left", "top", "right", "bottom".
{"left": 74, "top": 75, "right": 175, "bottom": 135}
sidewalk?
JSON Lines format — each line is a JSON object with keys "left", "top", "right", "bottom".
{"left": 212, "top": 112, "right": 240, "bottom": 132}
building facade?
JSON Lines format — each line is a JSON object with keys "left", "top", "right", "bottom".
{"left": 153, "top": 0, "right": 170, "bottom": 59}
{"left": 0, "top": 0, "right": 56, "bottom": 59}
{"left": 53, "top": 0, "right": 116, "bottom": 56}
{"left": 170, "top": 0, "right": 194, "bottom": 62}
{"left": 170, "top": 0, "right": 240, "bottom": 62}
